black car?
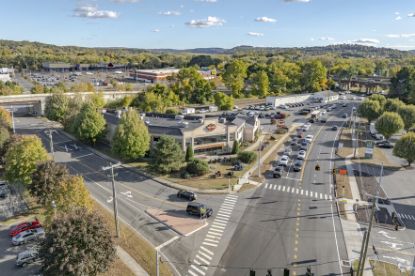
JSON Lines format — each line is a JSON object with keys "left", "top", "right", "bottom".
{"left": 332, "top": 125, "right": 338, "bottom": 131}
{"left": 177, "top": 190, "right": 197, "bottom": 201}
{"left": 376, "top": 141, "right": 393, "bottom": 149}
{"left": 186, "top": 202, "right": 213, "bottom": 218}
{"left": 293, "top": 160, "right": 303, "bottom": 172}
{"left": 342, "top": 113, "right": 348, "bottom": 118}
{"left": 273, "top": 165, "right": 284, "bottom": 178}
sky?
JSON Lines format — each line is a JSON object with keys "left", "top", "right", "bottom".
{"left": 1, "top": 0, "right": 415, "bottom": 50}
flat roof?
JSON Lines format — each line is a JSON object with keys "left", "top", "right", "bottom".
{"left": 133, "top": 68, "right": 180, "bottom": 75}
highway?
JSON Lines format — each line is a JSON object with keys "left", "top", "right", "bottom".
{"left": 213, "top": 105, "right": 352, "bottom": 276}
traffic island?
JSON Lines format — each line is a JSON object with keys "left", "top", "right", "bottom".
{"left": 146, "top": 208, "right": 208, "bottom": 236}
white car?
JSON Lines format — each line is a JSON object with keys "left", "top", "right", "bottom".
{"left": 12, "top": 228, "right": 45, "bottom": 246}
{"left": 305, "top": 135, "right": 314, "bottom": 143}
{"left": 302, "top": 123, "right": 311, "bottom": 130}
{"left": 297, "top": 150, "right": 307, "bottom": 160}
{"left": 278, "top": 155, "right": 290, "bottom": 166}
{"left": 279, "top": 104, "right": 288, "bottom": 109}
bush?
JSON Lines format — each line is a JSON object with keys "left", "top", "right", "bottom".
{"left": 238, "top": 151, "right": 257, "bottom": 164}
{"left": 186, "top": 158, "right": 209, "bottom": 176}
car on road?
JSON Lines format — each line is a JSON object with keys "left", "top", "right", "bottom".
{"left": 332, "top": 125, "right": 338, "bottom": 131}
{"left": 278, "top": 155, "right": 290, "bottom": 166}
{"left": 273, "top": 165, "right": 284, "bottom": 178}
{"left": 342, "top": 103, "right": 347, "bottom": 107}
{"left": 372, "top": 133, "right": 385, "bottom": 140}
{"left": 304, "top": 135, "right": 314, "bottom": 143}
{"left": 9, "top": 219, "right": 42, "bottom": 237}
{"left": 177, "top": 190, "right": 197, "bottom": 201}
{"left": 297, "top": 150, "right": 307, "bottom": 160}
{"left": 16, "top": 249, "right": 40, "bottom": 267}
{"left": 293, "top": 160, "right": 304, "bottom": 172}
{"left": 342, "top": 113, "right": 348, "bottom": 118}
{"left": 12, "top": 228, "right": 45, "bottom": 246}
{"left": 376, "top": 140, "right": 393, "bottom": 148}
{"left": 186, "top": 202, "right": 213, "bottom": 218}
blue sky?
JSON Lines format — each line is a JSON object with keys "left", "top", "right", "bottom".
{"left": 1, "top": 0, "right": 415, "bottom": 50}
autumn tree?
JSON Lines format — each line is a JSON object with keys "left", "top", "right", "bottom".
{"left": 45, "top": 93, "right": 69, "bottom": 124}
{"left": 393, "top": 132, "right": 415, "bottom": 166}
{"left": 0, "top": 106, "right": 12, "bottom": 128}
{"left": 112, "top": 109, "right": 150, "bottom": 160}
{"left": 375, "top": 112, "right": 404, "bottom": 139}
{"left": 358, "top": 99, "right": 382, "bottom": 123}
{"left": 72, "top": 104, "right": 106, "bottom": 144}
{"left": 250, "top": 70, "right": 269, "bottom": 97}
{"left": 223, "top": 59, "right": 248, "bottom": 97}
{"left": 398, "top": 105, "right": 415, "bottom": 131}
{"left": 301, "top": 60, "right": 328, "bottom": 92}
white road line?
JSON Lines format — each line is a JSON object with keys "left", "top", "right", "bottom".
{"left": 273, "top": 185, "right": 277, "bottom": 190}
{"left": 265, "top": 183, "right": 269, "bottom": 189}
{"left": 218, "top": 210, "right": 232, "bottom": 215}
{"left": 301, "top": 189, "right": 304, "bottom": 195}
{"left": 198, "top": 251, "right": 213, "bottom": 261}
{"left": 191, "top": 264, "right": 206, "bottom": 275}
{"left": 213, "top": 221, "right": 227, "bottom": 227}
{"left": 208, "top": 228, "right": 224, "bottom": 234}
{"left": 278, "top": 185, "right": 281, "bottom": 191}
{"left": 196, "top": 254, "right": 211, "bottom": 264}
{"left": 202, "top": 242, "right": 218, "bottom": 247}
{"left": 397, "top": 213, "right": 402, "bottom": 218}
{"left": 306, "top": 190, "right": 309, "bottom": 196}
{"left": 193, "top": 259, "right": 208, "bottom": 270}
{"left": 204, "top": 238, "right": 219, "bottom": 244}
{"left": 211, "top": 224, "right": 226, "bottom": 230}
{"left": 216, "top": 213, "right": 230, "bottom": 218}
{"left": 319, "top": 193, "right": 323, "bottom": 199}
{"left": 325, "top": 194, "right": 328, "bottom": 200}
{"left": 282, "top": 186, "right": 286, "bottom": 192}
{"left": 310, "top": 191, "right": 313, "bottom": 197}
{"left": 214, "top": 217, "right": 229, "bottom": 223}
{"left": 206, "top": 234, "right": 218, "bottom": 240}
{"left": 224, "top": 198, "right": 237, "bottom": 203}
{"left": 287, "top": 187, "right": 291, "bottom": 193}
{"left": 200, "top": 246, "right": 213, "bottom": 256}
{"left": 207, "top": 231, "right": 222, "bottom": 237}
{"left": 220, "top": 205, "right": 234, "bottom": 210}
{"left": 76, "top": 153, "right": 93, "bottom": 159}
{"left": 296, "top": 188, "right": 299, "bottom": 194}
{"left": 221, "top": 204, "right": 235, "bottom": 209}
{"left": 226, "top": 195, "right": 238, "bottom": 199}
{"left": 411, "top": 215, "right": 415, "bottom": 220}
{"left": 188, "top": 269, "right": 199, "bottom": 276}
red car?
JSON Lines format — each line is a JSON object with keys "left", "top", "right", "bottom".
{"left": 9, "top": 219, "right": 42, "bottom": 237}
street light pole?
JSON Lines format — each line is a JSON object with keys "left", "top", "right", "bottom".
{"left": 46, "top": 129, "right": 55, "bottom": 158}
{"left": 103, "top": 163, "right": 121, "bottom": 238}
{"left": 10, "top": 109, "right": 15, "bottom": 134}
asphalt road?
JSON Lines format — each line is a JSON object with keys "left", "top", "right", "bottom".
{"left": 213, "top": 105, "right": 352, "bottom": 276}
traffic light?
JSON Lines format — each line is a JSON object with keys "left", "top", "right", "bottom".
{"left": 315, "top": 164, "right": 320, "bottom": 171}
{"left": 249, "top": 269, "right": 255, "bottom": 276}
{"left": 284, "top": 268, "right": 290, "bottom": 276}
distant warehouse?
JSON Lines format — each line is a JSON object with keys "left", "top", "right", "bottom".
{"left": 129, "top": 68, "right": 216, "bottom": 83}
{"left": 266, "top": 90, "right": 339, "bottom": 107}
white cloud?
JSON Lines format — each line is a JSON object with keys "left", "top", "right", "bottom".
{"left": 159, "top": 11, "right": 181, "bottom": 16}
{"left": 73, "top": 5, "right": 118, "bottom": 19}
{"left": 186, "top": 16, "right": 225, "bottom": 28}
{"left": 152, "top": 29, "right": 160, "bottom": 32}
{"left": 386, "top": 33, "right": 415, "bottom": 38}
{"left": 111, "top": 0, "right": 139, "bottom": 3}
{"left": 395, "top": 11, "right": 400, "bottom": 15}
{"left": 247, "top": 32, "right": 264, "bottom": 37}
{"left": 319, "top": 36, "right": 335, "bottom": 41}
{"left": 284, "top": 0, "right": 311, "bottom": 2}
{"left": 255, "top": 16, "right": 277, "bottom": 23}
{"left": 395, "top": 16, "right": 402, "bottom": 21}
{"left": 408, "top": 13, "right": 415, "bottom": 17}
{"left": 195, "top": 0, "right": 218, "bottom": 2}
{"left": 352, "top": 38, "right": 380, "bottom": 45}
{"left": 310, "top": 37, "right": 315, "bottom": 41}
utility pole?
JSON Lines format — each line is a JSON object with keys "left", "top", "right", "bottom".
{"left": 102, "top": 163, "right": 121, "bottom": 238}
{"left": 156, "top": 249, "right": 160, "bottom": 276}
{"left": 10, "top": 108, "right": 16, "bottom": 134}
{"left": 357, "top": 163, "right": 383, "bottom": 276}
{"left": 46, "top": 129, "right": 54, "bottom": 158}
{"left": 257, "top": 140, "right": 262, "bottom": 178}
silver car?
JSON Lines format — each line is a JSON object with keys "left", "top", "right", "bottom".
{"left": 12, "top": 228, "right": 45, "bottom": 246}
{"left": 16, "top": 249, "right": 39, "bottom": 267}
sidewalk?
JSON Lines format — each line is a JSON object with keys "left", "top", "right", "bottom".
{"left": 117, "top": 246, "right": 149, "bottom": 276}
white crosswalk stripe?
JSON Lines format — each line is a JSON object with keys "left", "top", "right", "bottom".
{"left": 278, "top": 185, "right": 281, "bottom": 191}
{"left": 282, "top": 186, "right": 286, "bottom": 192}
{"left": 207, "top": 231, "right": 222, "bottom": 237}
{"left": 301, "top": 189, "right": 304, "bottom": 195}
{"left": 200, "top": 246, "right": 213, "bottom": 256}
{"left": 198, "top": 251, "right": 213, "bottom": 260}
{"left": 188, "top": 269, "right": 199, "bottom": 276}
{"left": 286, "top": 187, "right": 290, "bottom": 193}
{"left": 265, "top": 183, "right": 269, "bottom": 189}
{"left": 202, "top": 241, "right": 218, "bottom": 247}
{"left": 190, "top": 264, "right": 206, "bottom": 275}
{"left": 273, "top": 185, "right": 277, "bottom": 190}
{"left": 193, "top": 259, "right": 208, "bottom": 270}
{"left": 196, "top": 254, "right": 210, "bottom": 264}
{"left": 306, "top": 190, "right": 308, "bottom": 196}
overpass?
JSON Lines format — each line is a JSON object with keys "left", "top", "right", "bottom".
{"left": 0, "top": 91, "right": 142, "bottom": 115}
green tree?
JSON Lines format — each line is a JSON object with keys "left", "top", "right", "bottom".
{"left": 390, "top": 67, "right": 415, "bottom": 103}
{"left": 186, "top": 158, "right": 209, "bottom": 176}
{"left": 40, "top": 209, "right": 115, "bottom": 276}
{"left": 375, "top": 112, "right": 404, "bottom": 139}
{"left": 0, "top": 126, "right": 10, "bottom": 152}
{"left": 223, "top": 59, "right": 248, "bottom": 97}
{"left": 358, "top": 100, "right": 382, "bottom": 123}
{"left": 0, "top": 107, "right": 12, "bottom": 128}
{"left": 89, "top": 92, "right": 105, "bottom": 108}
{"left": 214, "top": 92, "right": 234, "bottom": 111}
{"left": 384, "top": 98, "right": 405, "bottom": 113}
{"left": 151, "top": 136, "right": 185, "bottom": 174}
{"left": 31, "top": 83, "right": 45, "bottom": 94}
{"left": 0, "top": 81, "right": 23, "bottom": 95}
{"left": 369, "top": 94, "right": 387, "bottom": 107}
{"left": 393, "top": 132, "right": 415, "bottom": 166}
{"left": 73, "top": 104, "right": 106, "bottom": 144}
{"left": 250, "top": 70, "right": 269, "bottom": 97}
{"left": 301, "top": 60, "right": 328, "bottom": 92}
{"left": 4, "top": 135, "right": 48, "bottom": 185}
{"left": 231, "top": 141, "right": 240, "bottom": 154}
{"left": 45, "top": 93, "right": 69, "bottom": 124}
{"left": 185, "top": 145, "right": 194, "bottom": 162}
{"left": 112, "top": 110, "right": 150, "bottom": 160}
{"left": 268, "top": 61, "right": 301, "bottom": 94}
{"left": 64, "top": 94, "right": 83, "bottom": 131}
{"left": 238, "top": 151, "right": 257, "bottom": 164}
{"left": 398, "top": 105, "right": 415, "bottom": 131}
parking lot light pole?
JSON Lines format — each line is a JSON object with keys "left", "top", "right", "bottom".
{"left": 102, "top": 162, "right": 122, "bottom": 238}
{"left": 11, "top": 109, "right": 16, "bottom": 134}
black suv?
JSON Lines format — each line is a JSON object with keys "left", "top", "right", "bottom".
{"left": 177, "top": 190, "right": 197, "bottom": 201}
{"left": 186, "top": 202, "right": 213, "bottom": 218}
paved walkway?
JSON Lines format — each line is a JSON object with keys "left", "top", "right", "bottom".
{"left": 117, "top": 246, "right": 149, "bottom": 276}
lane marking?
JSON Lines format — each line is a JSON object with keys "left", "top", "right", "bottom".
{"left": 208, "top": 228, "right": 223, "bottom": 234}
{"left": 273, "top": 185, "right": 277, "bottom": 190}
{"left": 204, "top": 238, "right": 219, "bottom": 244}
{"left": 301, "top": 189, "right": 304, "bottom": 195}
{"left": 213, "top": 221, "right": 227, "bottom": 227}
{"left": 265, "top": 183, "right": 269, "bottom": 189}
{"left": 193, "top": 259, "right": 208, "bottom": 270}
{"left": 198, "top": 251, "right": 213, "bottom": 261}
{"left": 202, "top": 242, "right": 218, "bottom": 247}
{"left": 200, "top": 246, "right": 213, "bottom": 255}
{"left": 278, "top": 185, "right": 281, "bottom": 191}
{"left": 188, "top": 269, "right": 199, "bottom": 276}
{"left": 207, "top": 231, "right": 222, "bottom": 237}
{"left": 190, "top": 264, "right": 206, "bottom": 275}
{"left": 282, "top": 186, "right": 286, "bottom": 192}
{"left": 216, "top": 213, "right": 230, "bottom": 218}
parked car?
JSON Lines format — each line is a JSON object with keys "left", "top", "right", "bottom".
{"left": 9, "top": 219, "right": 42, "bottom": 237}
{"left": 16, "top": 249, "right": 40, "bottom": 267}
{"left": 290, "top": 137, "right": 299, "bottom": 146}
{"left": 273, "top": 165, "right": 284, "bottom": 178}
{"left": 300, "top": 143, "right": 309, "bottom": 151}
{"left": 332, "top": 125, "right": 338, "bottom": 131}
{"left": 373, "top": 133, "right": 385, "bottom": 140}
{"left": 186, "top": 202, "right": 213, "bottom": 218}
{"left": 297, "top": 150, "right": 307, "bottom": 160}
{"left": 283, "top": 147, "right": 292, "bottom": 157}
{"left": 342, "top": 113, "right": 348, "bottom": 118}
{"left": 376, "top": 141, "right": 393, "bottom": 148}
{"left": 177, "top": 190, "right": 197, "bottom": 201}
{"left": 304, "top": 135, "right": 314, "bottom": 143}
{"left": 233, "top": 163, "right": 244, "bottom": 171}
{"left": 293, "top": 160, "right": 304, "bottom": 172}
{"left": 12, "top": 228, "right": 45, "bottom": 246}
{"left": 278, "top": 155, "right": 290, "bottom": 167}
{"left": 342, "top": 103, "right": 347, "bottom": 107}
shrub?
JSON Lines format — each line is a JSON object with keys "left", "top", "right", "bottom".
{"left": 186, "top": 158, "right": 209, "bottom": 176}
{"left": 238, "top": 151, "right": 257, "bottom": 164}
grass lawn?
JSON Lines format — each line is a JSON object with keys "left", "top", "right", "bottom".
{"left": 93, "top": 200, "right": 173, "bottom": 276}
{"left": 370, "top": 260, "right": 411, "bottom": 276}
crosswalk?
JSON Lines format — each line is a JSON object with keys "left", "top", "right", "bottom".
{"left": 263, "top": 183, "right": 333, "bottom": 201}
{"left": 396, "top": 213, "right": 415, "bottom": 221}
{"left": 187, "top": 194, "right": 238, "bottom": 276}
